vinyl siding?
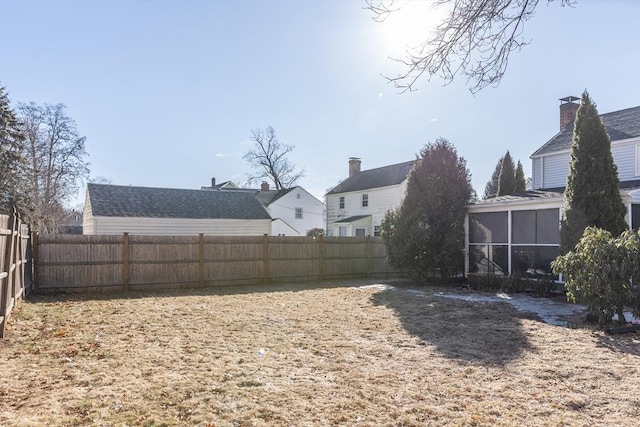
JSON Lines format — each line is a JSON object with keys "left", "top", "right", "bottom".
{"left": 326, "top": 181, "right": 407, "bottom": 235}
{"left": 266, "top": 189, "right": 325, "bottom": 236}
{"left": 542, "top": 153, "right": 570, "bottom": 189}
{"left": 611, "top": 140, "right": 640, "bottom": 181}
{"left": 532, "top": 137, "right": 640, "bottom": 189}
{"left": 532, "top": 157, "right": 543, "bottom": 189}
{"left": 82, "top": 190, "right": 95, "bottom": 235}
{"left": 88, "top": 217, "right": 271, "bottom": 236}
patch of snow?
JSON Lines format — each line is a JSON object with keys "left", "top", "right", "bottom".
{"left": 434, "top": 292, "right": 586, "bottom": 326}
{"left": 357, "top": 284, "right": 395, "bottom": 291}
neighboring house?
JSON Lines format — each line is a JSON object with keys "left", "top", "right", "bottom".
{"left": 254, "top": 182, "right": 325, "bottom": 236}
{"left": 61, "top": 209, "right": 83, "bottom": 234}
{"left": 83, "top": 183, "right": 272, "bottom": 235}
{"left": 325, "top": 158, "right": 414, "bottom": 236}
{"left": 201, "top": 177, "right": 240, "bottom": 190}
{"left": 466, "top": 98, "right": 640, "bottom": 279}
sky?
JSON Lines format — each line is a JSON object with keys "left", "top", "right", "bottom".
{"left": 1, "top": 0, "right": 639, "bottom": 208}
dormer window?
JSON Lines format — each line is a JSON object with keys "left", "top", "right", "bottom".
{"left": 362, "top": 194, "right": 368, "bottom": 207}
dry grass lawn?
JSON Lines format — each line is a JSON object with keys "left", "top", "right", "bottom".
{"left": 1, "top": 279, "right": 639, "bottom": 426}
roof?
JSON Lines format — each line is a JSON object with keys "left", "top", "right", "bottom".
{"left": 87, "top": 183, "right": 271, "bottom": 219}
{"left": 334, "top": 215, "right": 371, "bottom": 223}
{"left": 326, "top": 160, "right": 415, "bottom": 195}
{"left": 472, "top": 190, "right": 564, "bottom": 206}
{"left": 532, "top": 105, "right": 640, "bottom": 157}
{"left": 255, "top": 188, "right": 296, "bottom": 206}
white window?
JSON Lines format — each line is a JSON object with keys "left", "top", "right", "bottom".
{"left": 295, "top": 208, "right": 303, "bottom": 219}
{"left": 362, "top": 194, "right": 368, "bottom": 207}
{"left": 296, "top": 193, "right": 301, "bottom": 199}
{"left": 374, "top": 225, "right": 381, "bottom": 236}
{"left": 339, "top": 196, "right": 345, "bottom": 209}
{"left": 338, "top": 226, "right": 347, "bottom": 236}
{"left": 355, "top": 228, "right": 366, "bottom": 237}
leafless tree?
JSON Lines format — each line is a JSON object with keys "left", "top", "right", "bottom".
{"left": 243, "top": 126, "right": 305, "bottom": 190}
{"left": 17, "top": 102, "right": 89, "bottom": 233}
{"left": 366, "top": 0, "right": 575, "bottom": 93}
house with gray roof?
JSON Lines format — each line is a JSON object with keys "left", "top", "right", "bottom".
{"left": 325, "top": 158, "right": 415, "bottom": 236}
{"left": 466, "top": 98, "right": 640, "bottom": 280}
{"left": 83, "top": 183, "right": 272, "bottom": 235}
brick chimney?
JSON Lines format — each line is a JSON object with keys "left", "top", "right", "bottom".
{"left": 211, "top": 177, "right": 216, "bottom": 187}
{"left": 261, "top": 181, "right": 270, "bottom": 191}
{"left": 348, "top": 157, "right": 361, "bottom": 177}
{"left": 559, "top": 96, "right": 580, "bottom": 130}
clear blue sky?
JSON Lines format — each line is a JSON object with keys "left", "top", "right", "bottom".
{"left": 1, "top": 0, "right": 639, "bottom": 207}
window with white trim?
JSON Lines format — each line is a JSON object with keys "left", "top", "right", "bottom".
{"left": 295, "top": 208, "right": 303, "bottom": 219}
{"left": 339, "top": 196, "right": 345, "bottom": 209}
{"left": 362, "top": 194, "right": 368, "bottom": 207}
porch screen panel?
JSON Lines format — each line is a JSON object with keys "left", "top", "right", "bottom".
{"left": 511, "top": 246, "right": 560, "bottom": 278}
{"left": 632, "top": 204, "right": 640, "bottom": 230}
{"left": 511, "top": 208, "right": 559, "bottom": 244}
{"left": 536, "top": 209, "right": 560, "bottom": 244}
{"left": 469, "top": 212, "right": 508, "bottom": 243}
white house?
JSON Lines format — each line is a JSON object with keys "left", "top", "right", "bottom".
{"left": 466, "top": 98, "right": 640, "bottom": 279}
{"left": 254, "top": 183, "right": 325, "bottom": 236}
{"left": 83, "top": 183, "right": 272, "bottom": 236}
{"left": 325, "top": 158, "right": 414, "bottom": 236}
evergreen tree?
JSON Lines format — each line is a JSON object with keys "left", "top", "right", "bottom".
{"left": 560, "top": 91, "right": 627, "bottom": 253}
{"left": 515, "top": 161, "right": 526, "bottom": 192}
{"left": 482, "top": 155, "right": 503, "bottom": 199}
{"left": 497, "top": 151, "right": 516, "bottom": 196}
{"left": 382, "top": 138, "right": 473, "bottom": 280}
{"left": 0, "top": 85, "right": 26, "bottom": 212}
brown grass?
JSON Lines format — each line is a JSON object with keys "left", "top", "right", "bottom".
{"left": 1, "top": 279, "right": 639, "bottom": 426}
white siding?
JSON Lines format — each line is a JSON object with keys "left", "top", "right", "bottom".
{"left": 88, "top": 217, "right": 271, "bottom": 236}
{"left": 267, "top": 188, "right": 325, "bottom": 236}
{"left": 611, "top": 139, "right": 640, "bottom": 181}
{"left": 326, "top": 181, "right": 407, "bottom": 236}
{"left": 542, "top": 153, "right": 570, "bottom": 189}
{"left": 82, "top": 190, "right": 95, "bottom": 235}
{"left": 532, "top": 157, "right": 543, "bottom": 189}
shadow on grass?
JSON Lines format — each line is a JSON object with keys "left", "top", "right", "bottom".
{"left": 26, "top": 277, "right": 396, "bottom": 303}
{"left": 371, "top": 286, "right": 533, "bottom": 366}
{"left": 594, "top": 330, "right": 640, "bottom": 355}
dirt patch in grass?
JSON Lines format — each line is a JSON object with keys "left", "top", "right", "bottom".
{"left": 1, "top": 279, "right": 639, "bottom": 426}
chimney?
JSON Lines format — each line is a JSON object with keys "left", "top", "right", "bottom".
{"left": 348, "top": 157, "right": 361, "bottom": 177}
{"left": 559, "top": 96, "right": 580, "bottom": 130}
{"left": 211, "top": 177, "right": 216, "bottom": 187}
{"left": 261, "top": 181, "right": 270, "bottom": 191}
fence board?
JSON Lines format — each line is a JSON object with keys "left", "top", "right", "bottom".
{"left": 1, "top": 209, "right": 31, "bottom": 337}
{"left": 35, "top": 233, "right": 400, "bottom": 293}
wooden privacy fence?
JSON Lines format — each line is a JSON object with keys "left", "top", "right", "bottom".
{"left": 1, "top": 208, "right": 31, "bottom": 338}
{"left": 35, "top": 234, "right": 400, "bottom": 293}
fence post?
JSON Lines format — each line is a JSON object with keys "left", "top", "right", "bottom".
{"left": 198, "top": 233, "right": 204, "bottom": 287}
{"left": 318, "top": 234, "right": 324, "bottom": 282}
{"left": 262, "top": 234, "right": 269, "bottom": 283}
{"left": 366, "top": 235, "right": 372, "bottom": 278}
{"left": 0, "top": 211, "right": 16, "bottom": 338}
{"left": 31, "top": 232, "right": 38, "bottom": 292}
{"left": 122, "top": 232, "right": 130, "bottom": 291}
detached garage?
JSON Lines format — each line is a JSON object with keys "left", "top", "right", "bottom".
{"left": 83, "top": 183, "right": 272, "bottom": 236}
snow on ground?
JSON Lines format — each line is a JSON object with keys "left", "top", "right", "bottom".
{"left": 359, "top": 283, "right": 639, "bottom": 326}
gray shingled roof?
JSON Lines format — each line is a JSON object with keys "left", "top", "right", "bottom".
{"left": 326, "top": 160, "right": 415, "bottom": 195}
{"left": 531, "top": 105, "right": 640, "bottom": 157}
{"left": 87, "top": 183, "right": 271, "bottom": 219}
{"left": 334, "top": 215, "right": 371, "bottom": 223}
{"left": 255, "top": 188, "right": 296, "bottom": 206}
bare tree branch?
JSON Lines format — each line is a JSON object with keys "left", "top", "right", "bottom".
{"left": 365, "top": 0, "right": 576, "bottom": 93}
{"left": 243, "top": 126, "right": 305, "bottom": 190}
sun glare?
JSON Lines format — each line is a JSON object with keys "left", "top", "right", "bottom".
{"left": 376, "top": 1, "right": 445, "bottom": 59}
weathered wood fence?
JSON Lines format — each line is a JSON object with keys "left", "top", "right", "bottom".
{"left": 1, "top": 208, "right": 31, "bottom": 337}
{"left": 35, "top": 234, "right": 399, "bottom": 293}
